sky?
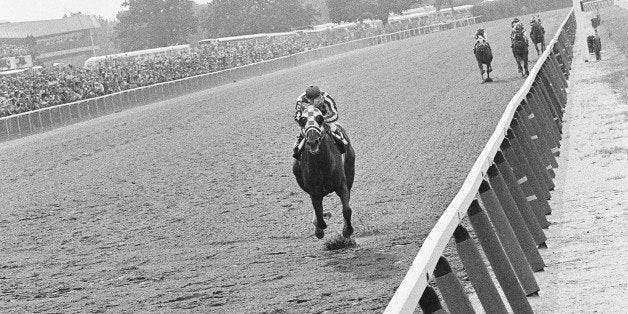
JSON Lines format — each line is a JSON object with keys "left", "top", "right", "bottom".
{"left": 0, "top": 0, "right": 212, "bottom": 23}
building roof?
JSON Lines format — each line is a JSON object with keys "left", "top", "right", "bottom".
{"left": 0, "top": 15, "right": 100, "bottom": 39}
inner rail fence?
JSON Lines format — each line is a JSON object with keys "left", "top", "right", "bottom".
{"left": 0, "top": 16, "right": 479, "bottom": 143}
{"left": 384, "top": 8, "right": 576, "bottom": 314}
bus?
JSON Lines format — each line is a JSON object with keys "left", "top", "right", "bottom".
{"left": 388, "top": 4, "right": 475, "bottom": 28}
{"left": 83, "top": 44, "right": 191, "bottom": 68}
{"left": 198, "top": 32, "right": 298, "bottom": 46}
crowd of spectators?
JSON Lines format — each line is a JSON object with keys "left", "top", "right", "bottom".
{"left": 0, "top": 14, "right": 468, "bottom": 118}
{"left": 0, "top": 44, "right": 31, "bottom": 58}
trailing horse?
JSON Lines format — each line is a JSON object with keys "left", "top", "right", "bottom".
{"left": 530, "top": 16, "right": 546, "bottom": 55}
{"left": 292, "top": 105, "right": 356, "bottom": 239}
{"left": 473, "top": 34, "right": 493, "bottom": 83}
{"left": 512, "top": 31, "right": 529, "bottom": 77}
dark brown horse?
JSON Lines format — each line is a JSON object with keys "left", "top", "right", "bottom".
{"left": 512, "top": 31, "right": 530, "bottom": 77}
{"left": 530, "top": 16, "right": 546, "bottom": 55}
{"left": 292, "top": 105, "right": 355, "bottom": 239}
{"left": 474, "top": 36, "right": 493, "bottom": 83}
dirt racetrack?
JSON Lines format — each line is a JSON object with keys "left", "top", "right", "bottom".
{"left": 0, "top": 9, "right": 569, "bottom": 313}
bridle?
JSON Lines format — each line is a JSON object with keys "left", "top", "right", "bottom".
{"left": 301, "top": 105, "right": 328, "bottom": 139}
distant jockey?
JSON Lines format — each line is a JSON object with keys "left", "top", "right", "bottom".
{"left": 510, "top": 18, "right": 527, "bottom": 44}
{"left": 293, "top": 85, "right": 348, "bottom": 159}
{"left": 473, "top": 28, "right": 491, "bottom": 54}
{"left": 474, "top": 28, "right": 487, "bottom": 41}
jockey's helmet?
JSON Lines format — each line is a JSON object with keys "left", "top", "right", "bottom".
{"left": 514, "top": 22, "right": 524, "bottom": 32}
{"left": 475, "top": 28, "right": 485, "bottom": 38}
{"left": 305, "top": 86, "right": 324, "bottom": 107}
{"left": 305, "top": 85, "right": 321, "bottom": 100}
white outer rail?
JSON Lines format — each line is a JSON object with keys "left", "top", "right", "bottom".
{"left": 384, "top": 8, "right": 574, "bottom": 313}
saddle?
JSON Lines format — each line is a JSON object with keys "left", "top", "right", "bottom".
{"left": 325, "top": 124, "right": 347, "bottom": 154}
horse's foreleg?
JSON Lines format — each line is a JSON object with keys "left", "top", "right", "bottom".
{"left": 516, "top": 57, "right": 523, "bottom": 74}
{"left": 485, "top": 63, "right": 493, "bottom": 82}
{"left": 336, "top": 186, "right": 353, "bottom": 238}
{"left": 477, "top": 62, "right": 485, "bottom": 82}
{"left": 311, "top": 196, "right": 327, "bottom": 239}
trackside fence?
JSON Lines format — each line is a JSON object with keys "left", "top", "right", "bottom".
{"left": 384, "top": 9, "right": 576, "bottom": 314}
{"left": 0, "top": 16, "right": 478, "bottom": 144}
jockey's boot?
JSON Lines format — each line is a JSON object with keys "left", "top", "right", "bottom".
{"left": 293, "top": 134, "right": 304, "bottom": 160}
{"left": 331, "top": 130, "right": 348, "bottom": 154}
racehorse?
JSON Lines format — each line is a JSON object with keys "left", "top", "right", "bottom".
{"left": 512, "top": 31, "right": 530, "bottom": 77}
{"left": 530, "top": 16, "right": 546, "bottom": 55}
{"left": 473, "top": 34, "right": 493, "bottom": 83}
{"left": 292, "top": 105, "right": 356, "bottom": 239}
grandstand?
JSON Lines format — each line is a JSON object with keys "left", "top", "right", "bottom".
{"left": 0, "top": 15, "right": 100, "bottom": 69}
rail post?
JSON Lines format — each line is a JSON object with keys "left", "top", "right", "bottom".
{"left": 478, "top": 178, "right": 540, "bottom": 295}
{"left": 495, "top": 147, "right": 548, "bottom": 246}
{"left": 516, "top": 106, "right": 557, "bottom": 181}
{"left": 502, "top": 135, "right": 551, "bottom": 228}
{"left": 528, "top": 88, "right": 561, "bottom": 148}
{"left": 508, "top": 124, "right": 553, "bottom": 214}
{"left": 419, "top": 286, "right": 446, "bottom": 314}
{"left": 531, "top": 81, "right": 563, "bottom": 140}
{"left": 488, "top": 160, "right": 546, "bottom": 272}
{"left": 512, "top": 112, "right": 555, "bottom": 190}
{"left": 467, "top": 200, "right": 534, "bottom": 313}
{"left": 521, "top": 101, "right": 559, "bottom": 170}
{"left": 454, "top": 225, "right": 508, "bottom": 313}
{"left": 434, "top": 256, "right": 475, "bottom": 314}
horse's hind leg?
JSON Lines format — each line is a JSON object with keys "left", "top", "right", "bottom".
{"left": 311, "top": 196, "right": 327, "bottom": 239}
{"left": 336, "top": 186, "right": 353, "bottom": 238}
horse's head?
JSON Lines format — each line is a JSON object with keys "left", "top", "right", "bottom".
{"left": 531, "top": 16, "right": 542, "bottom": 26}
{"left": 298, "top": 104, "right": 327, "bottom": 155}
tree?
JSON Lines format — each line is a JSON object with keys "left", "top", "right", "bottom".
{"left": 115, "top": 0, "right": 197, "bottom": 52}
{"left": 434, "top": 0, "right": 456, "bottom": 18}
{"left": 94, "top": 17, "right": 119, "bottom": 56}
{"left": 200, "top": 0, "right": 318, "bottom": 38}
{"left": 326, "top": 0, "right": 419, "bottom": 24}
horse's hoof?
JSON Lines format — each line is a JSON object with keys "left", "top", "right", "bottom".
{"left": 315, "top": 227, "right": 325, "bottom": 239}
{"left": 323, "top": 212, "right": 332, "bottom": 219}
{"left": 343, "top": 226, "right": 354, "bottom": 239}
{"left": 484, "top": 78, "right": 493, "bottom": 83}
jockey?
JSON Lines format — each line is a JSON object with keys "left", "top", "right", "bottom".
{"left": 511, "top": 17, "right": 521, "bottom": 28}
{"left": 511, "top": 18, "right": 526, "bottom": 43}
{"left": 473, "top": 28, "right": 491, "bottom": 54}
{"left": 474, "top": 28, "right": 487, "bottom": 40}
{"left": 292, "top": 85, "right": 348, "bottom": 159}
{"left": 510, "top": 19, "right": 528, "bottom": 52}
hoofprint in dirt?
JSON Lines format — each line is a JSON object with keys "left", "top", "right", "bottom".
{"left": 526, "top": 6, "right": 628, "bottom": 313}
{"left": 0, "top": 9, "right": 570, "bottom": 313}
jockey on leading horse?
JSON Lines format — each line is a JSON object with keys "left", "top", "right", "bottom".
{"left": 293, "top": 85, "right": 348, "bottom": 159}
{"left": 473, "top": 28, "right": 491, "bottom": 53}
